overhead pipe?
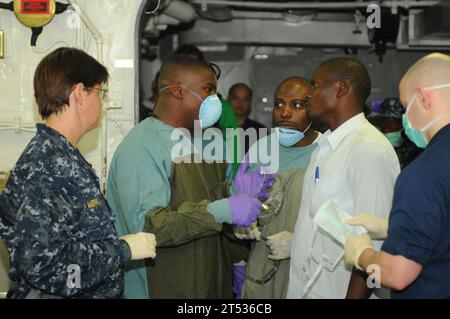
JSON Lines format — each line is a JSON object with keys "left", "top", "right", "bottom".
{"left": 190, "top": 0, "right": 439, "bottom": 10}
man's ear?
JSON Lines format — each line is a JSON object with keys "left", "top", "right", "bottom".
{"left": 336, "top": 80, "right": 350, "bottom": 98}
{"left": 170, "top": 84, "right": 184, "bottom": 100}
{"left": 416, "top": 87, "right": 432, "bottom": 110}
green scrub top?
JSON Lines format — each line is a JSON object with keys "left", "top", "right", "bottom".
{"left": 107, "top": 117, "right": 232, "bottom": 299}
{"left": 243, "top": 134, "right": 318, "bottom": 299}
{"left": 107, "top": 118, "right": 175, "bottom": 298}
{"left": 247, "top": 133, "right": 317, "bottom": 172}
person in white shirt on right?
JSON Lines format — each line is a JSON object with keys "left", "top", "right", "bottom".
{"left": 287, "top": 57, "right": 400, "bottom": 299}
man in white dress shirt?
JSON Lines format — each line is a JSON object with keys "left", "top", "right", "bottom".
{"left": 287, "top": 57, "right": 400, "bottom": 299}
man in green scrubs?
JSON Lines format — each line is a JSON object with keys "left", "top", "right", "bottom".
{"left": 107, "top": 55, "right": 268, "bottom": 299}
{"left": 234, "top": 77, "right": 320, "bottom": 298}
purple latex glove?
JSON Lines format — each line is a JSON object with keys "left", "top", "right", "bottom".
{"left": 229, "top": 195, "right": 261, "bottom": 227}
{"left": 370, "top": 99, "right": 384, "bottom": 113}
{"left": 232, "top": 156, "right": 277, "bottom": 199}
{"left": 233, "top": 264, "right": 246, "bottom": 299}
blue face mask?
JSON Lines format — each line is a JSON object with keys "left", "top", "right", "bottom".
{"left": 276, "top": 123, "right": 312, "bottom": 147}
{"left": 160, "top": 84, "right": 223, "bottom": 129}
{"left": 403, "top": 83, "right": 450, "bottom": 148}
{"left": 180, "top": 85, "right": 222, "bottom": 129}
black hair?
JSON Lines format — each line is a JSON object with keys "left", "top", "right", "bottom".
{"left": 158, "top": 54, "right": 214, "bottom": 88}
{"left": 173, "top": 44, "right": 205, "bottom": 61}
{"left": 319, "top": 57, "right": 371, "bottom": 106}
{"left": 228, "top": 83, "right": 253, "bottom": 98}
{"left": 275, "top": 76, "right": 312, "bottom": 93}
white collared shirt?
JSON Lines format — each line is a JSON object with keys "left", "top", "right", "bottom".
{"left": 287, "top": 113, "right": 400, "bottom": 299}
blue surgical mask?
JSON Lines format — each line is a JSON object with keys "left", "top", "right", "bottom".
{"left": 403, "top": 83, "right": 450, "bottom": 148}
{"left": 276, "top": 123, "right": 312, "bottom": 147}
{"left": 181, "top": 85, "right": 222, "bottom": 129}
{"left": 384, "top": 131, "right": 403, "bottom": 148}
{"left": 160, "top": 84, "right": 223, "bottom": 129}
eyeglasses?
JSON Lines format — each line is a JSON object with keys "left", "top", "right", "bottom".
{"left": 86, "top": 87, "right": 109, "bottom": 100}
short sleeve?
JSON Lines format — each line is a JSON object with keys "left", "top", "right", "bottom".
{"left": 382, "top": 164, "right": 447, "bottom": 265}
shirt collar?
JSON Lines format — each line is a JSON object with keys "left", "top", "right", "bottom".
{"left": 36, "top": 124, "right": 92, "bottom": 167}
{"left": 320, "top": 113, "right": 366, "bottom": 151}
{"left": 36, "top": 124, "right": 77, "bottom": 152}
{"left": 148, "top": 117, "right": 205, "bottom": 157}
{"left": 428, "top": 122, "right": 450, "bottom": 147}
{"left": 147, "top": 116, "right": 178, "bottom": 131}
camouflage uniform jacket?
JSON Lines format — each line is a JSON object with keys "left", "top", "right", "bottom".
{"left": 0, "top": 124, "right": 131, "bottom": 298}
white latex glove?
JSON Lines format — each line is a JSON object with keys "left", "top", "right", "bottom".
{"left": 233, "top": 222, "right": 261, "bottom": 241}
{"left": 346, "top": 214, "right": 388, "bottom": 240}
{"left": 266, "top": 231, "right": 293, "bottom": 260}
{"left": 344, "top": 234, "right": 373, "bottom": 271}
{"left": 120, "top": 232, "right": 157, "bottom": 260}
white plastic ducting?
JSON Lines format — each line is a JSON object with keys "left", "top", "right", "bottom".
{"left": 146, "top": 0, "right": 196, "bottom": 30}
{"left": 161, "top": 0, "right": 196, "bottom": 23}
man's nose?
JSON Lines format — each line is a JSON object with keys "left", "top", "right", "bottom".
{"left": 238, "top": 99, "right": 247, "bottom": 107}
{"left": 281, "top": 106, "right": 292, "bottom": 118}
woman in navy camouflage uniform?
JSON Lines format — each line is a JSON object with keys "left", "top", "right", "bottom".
{"left": 0, "top": 48, "right": 156, "bottom": 299}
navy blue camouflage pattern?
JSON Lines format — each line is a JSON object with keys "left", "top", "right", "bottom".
{"left": 0, "top": 124, "right": 131, "bottom": 298}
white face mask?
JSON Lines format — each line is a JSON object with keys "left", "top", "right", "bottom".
{"left": 313, "top": 200, "right": 367, "bottom": 245}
